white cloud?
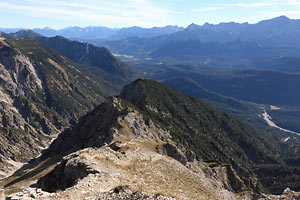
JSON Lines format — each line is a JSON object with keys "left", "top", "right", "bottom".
{"left": 266, "top": 10, "right": 300, "bottom": 18}
{"left": 285, "top": 0, "right": 300, "bottom": 7}
{"left": 225, "top": 0, "right": 300, "bottom": 20}
{"left": 193, "top": 7, "right": 222, "bottom": 13}
{"left": 226, "top": 1, "right": 279, "bottom": 8}
{"left": 193, "top": 0, "right": 299, "bottom": 13}
{"left": 4, "top": 0, "right": 300, "bottom": 28}
{"left": 229, "top": 0, "right": 300, "bottom": 8}
{"left": 0, "top": 0, "right": 173, "bottom": 28}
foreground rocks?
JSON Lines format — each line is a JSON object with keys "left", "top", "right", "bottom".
{"left": 5, "top": 97, "right": 299, "bottom": 200}
{"left": 7, "top": 185, "right": 173, "bottom": 200}
{"left": 37, "top": 153, "right": 100, "bottom": 192}
{"left": 7, "top": 143, "right": 240, "bottom": 200}
{"left": 9, "top": 141, "right": 300, "bottom": 200}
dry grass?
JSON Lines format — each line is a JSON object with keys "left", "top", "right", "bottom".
{"left": 122, "top": 157, "right": 214, "bottom": 199}
{"left": 47, "top": 58, "right": 69, "bottom": 82}
{"left": 89, "top": 141, "right": 220, "bottom": 199}
{"left": 0, "top": 39, "right": 10, "bottom": 47}
{"left": 0, "top": 156, "right": 61, "bottom": 195}
{"left": 270, "top": 105, "right": 281, "bottom": 110}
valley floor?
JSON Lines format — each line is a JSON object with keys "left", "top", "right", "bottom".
{"left": 262, "top": 109, "right": 300, "bottom": 136}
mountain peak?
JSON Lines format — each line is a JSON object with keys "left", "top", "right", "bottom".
{"left": 4, "top": 29, "right": 42, "bottom": 39}
{"left": 186, "top": 23, "right": 200, "bottom": 30}
{"left": 37, "top": 78, "right": 280, "bottom": 195}
{"left": 269, "top": 15, "right": 291, "bottom": 23}
{"left": 11, "top": 84, "right": 254, "bottom": 199}
{"left": 43, "top": 27, "right": 55, "bottom": 30}
{"left": 260, "top": 15, "right": 291, "bottom": 24}
{"left": 275, "top": 15, "right": 290, "bottom": 20}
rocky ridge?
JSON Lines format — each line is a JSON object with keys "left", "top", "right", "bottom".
{"left": 3, "top": 79, "right": 297, "bottom": 199}
{"left": 0, "top": 38, "right": 119, "bottom": 176}
{"left": 35, "top": 35, "right": 140, "bottom": 86}
{"left": 6, "top": 97, "right": 251, "bottom": 199}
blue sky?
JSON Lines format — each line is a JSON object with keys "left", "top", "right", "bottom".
{"left": 1, "top": 0, "right": 300, "bottom": 29}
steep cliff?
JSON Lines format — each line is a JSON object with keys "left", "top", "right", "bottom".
{"left": 0, "top": 38, "right": 119, "bottom": 175}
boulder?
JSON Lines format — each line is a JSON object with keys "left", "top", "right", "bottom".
{"left": 37, "top": 152, "right": 99, "bottom": 192}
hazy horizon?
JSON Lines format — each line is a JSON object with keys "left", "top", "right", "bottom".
{"left": 1, "top": 0, "right": 300, "bottom": 29}
{"left": 0, "top": 15, "right": 296, "bottom": 31}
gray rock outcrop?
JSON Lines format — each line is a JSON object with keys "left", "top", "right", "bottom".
{"left": 37, "top": 152, "right": 99, "bottom": 192}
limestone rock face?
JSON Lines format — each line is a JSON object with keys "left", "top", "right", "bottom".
{"left": 0, "top": 38, "right": 113, "bottom": 177}
{"left": 0, "top": 42, "right": 51, "bottom": 176}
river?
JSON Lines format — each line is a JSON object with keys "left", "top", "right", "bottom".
{"left": 262, "top": 109, "right": 300, "bottom": 137}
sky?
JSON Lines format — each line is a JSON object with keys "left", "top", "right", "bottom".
{"left": 1, "top": 0, "right": 300, "bottom": 29}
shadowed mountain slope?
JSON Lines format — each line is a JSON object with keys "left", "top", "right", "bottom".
{"left": 35, "top": 36, "right": 140, "bottom": 86}
{"left": 0, "top": 37, "right": 121, "bottom": 175}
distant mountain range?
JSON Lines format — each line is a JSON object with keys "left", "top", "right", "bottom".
{"left": 0, "top": 25, "right": 184, "bottom": 41}
{"left": 3, "top": 16, "right": 300, "bottom": 68}
{"left": 99, "top": 16, "right": 300, "bottom": 49}
{"left": 2, "top": 16, "right": 300, "bottom": 49}
{"left": 149, "top": 39, "right": 300, "bottom": 67}
{"left": 172, "top": 16, "right": 300, "bottom": 47}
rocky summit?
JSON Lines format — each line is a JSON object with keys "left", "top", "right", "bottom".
{"left": 1, "top": 79, "right": 296, "bottom": 199}
{"left": 4, "top": 97, "right": 247, "bottom": 199}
